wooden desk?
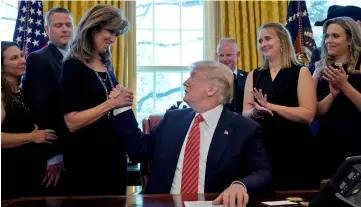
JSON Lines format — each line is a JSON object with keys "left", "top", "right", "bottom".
{"left": 2, "top": 190, "right": 318, "bottom": 207}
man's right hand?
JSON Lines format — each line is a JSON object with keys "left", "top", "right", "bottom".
{"left": 30, "top": 124, "right": 57, "bottom": 144}
{"left": 108, "top": 85, "right": 134, "bottom": 109}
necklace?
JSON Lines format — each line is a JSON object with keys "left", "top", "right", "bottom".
{"left": 100, "top": 73, "right": 108, "bottom": 82}
{"left": 12, "top": 89, "right": 29, "bottom": 111}
{"left": 334, "top": 59, "right": 350, "bottom": 67}
{"left": 92, "top": 64, "right": 114, "bottom": 118}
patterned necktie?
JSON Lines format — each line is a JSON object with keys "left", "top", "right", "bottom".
{"left": 181, "top": 114, "right": 204, "bottom": 194}
{"left": 232, "top": 73, "right": 237, "bottom": 104}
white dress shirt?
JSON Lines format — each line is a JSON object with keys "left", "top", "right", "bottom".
{"left": 170, "top": 105, "right": 223, "bottom": 194}
{"left": 56, "top": 46, "right": 67, "bottom": 57}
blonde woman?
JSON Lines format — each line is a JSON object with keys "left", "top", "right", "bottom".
{"left": 313, "top": 17, "right": 361, "bottom": 180}
{"left": 59, "top": 5, "right": 137, "bottom": 196}
{"left": 243, "top": 22, "right": 317, "bottom": 190}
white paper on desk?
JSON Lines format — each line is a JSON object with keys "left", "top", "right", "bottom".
{"left": 184, "top": 201, "right": 223, "bottom": 207}
{"left": 113, "top": 106, "right": 132, "bottom": 116}
{"left": 261, "top": 200, "right": 298, "bottom": 206}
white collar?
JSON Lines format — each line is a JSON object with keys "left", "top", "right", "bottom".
{"left": 233, "top": 68, "right": 238, "bottom": 76}
{"left": 56, "top": 47, "right": 66, "bottom": 57}
{"left": 196, "top": 104, "right": 223, "bottom": 129}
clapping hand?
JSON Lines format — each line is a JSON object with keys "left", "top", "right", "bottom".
{"left": 249, "top": 102, "right": 274, "bottom": 118}
{"left": 322, "top": 65, "right": 349, "bottom": 91}
{"left": 250, "top": 88, "right": 273, "bottom": 118}
{"left": 252, "top": 88, "right": 268, "bottom": 107}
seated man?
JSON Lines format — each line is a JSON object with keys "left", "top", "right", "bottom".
{"left": 118, "top": 61, "right": 272, "bottom": 207}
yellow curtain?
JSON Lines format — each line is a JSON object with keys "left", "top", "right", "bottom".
{"left": 220, "top": 1, "right": 289, "bottom": 72}
{"left": 43, "top": 0, "right": 137, "bottom": 108}
{"left": 203, "top": 1, "right": 221, "bottom": 61}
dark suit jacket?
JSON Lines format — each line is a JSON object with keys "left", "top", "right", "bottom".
{"left": 23, "top": 43, "right": 67, "bottom": 161}
{"left": 225, "top": 69, "right": 248, "bottom": 114}
{"left": 134, "top": 107, "right": 272, "bottom": 195}
{"left": 308, "top": 47, "right": 321, "bottom": 75}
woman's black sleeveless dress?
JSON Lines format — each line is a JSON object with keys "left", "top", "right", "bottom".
{"left": 1, "top": 91, "right": 45, "bottom": 200}
{"left": 253, "top": 64, "right": 318, "bottom": 190}
{"left": 316, "top": 58, "right": 361, "bottom": 179}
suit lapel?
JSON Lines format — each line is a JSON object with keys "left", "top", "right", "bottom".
{"left": 47, "top": 43, "right": 63, "bottom": 77}
{"left": 233, "top": 70, "right": 244, "bottom": 102}
{"left": 206, "top": 108, "right": 233, "bottom": 175}
{"left": 167, "top": 110, "right": 196, "bottom": 172}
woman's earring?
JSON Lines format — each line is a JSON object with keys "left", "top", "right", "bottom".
{"left": 280, "top": 46, "right": 283, "bottom": 53}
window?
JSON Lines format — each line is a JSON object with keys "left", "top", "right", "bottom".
{"left": 136, "top": 0, "right": 204, "bottom": 124}
{"left": 0, "top": 0, "right": 18, "bottom": 41}
{"left": 306, "top": 0, "right": 361, "bottom": 47}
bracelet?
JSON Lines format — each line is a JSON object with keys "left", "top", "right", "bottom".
{"left": 251, "top": 109, "right": 264, "bottom": 120}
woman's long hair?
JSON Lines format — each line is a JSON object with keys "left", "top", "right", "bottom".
{"left": 257, "top": 22, "right": 300, "bottom": 70}
{"left": 319, "top": 17, "right": 361, "bottom": 74}
{"left": 1, "top": 41, "right": 21, "bottom": 110}
{"left": 64, "top": 4, "right": 129, "bottom": 68}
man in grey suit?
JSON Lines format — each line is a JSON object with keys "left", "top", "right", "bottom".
{"left": 23, "top": 7, "right": 73, "bottom": 195}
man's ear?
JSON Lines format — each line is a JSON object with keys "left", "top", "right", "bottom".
{"left": 236, "top": 51, "right": 240, "bottom": 58}
{"left": 207, "top": 85, "right": 218, "bottom": 97}
{"left": 45, "top": 25, "right": 49, "bottom": 36}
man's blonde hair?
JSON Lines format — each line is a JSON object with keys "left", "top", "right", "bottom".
{"left": 190, "top": 61, "right": 234, "bottom": 104}
{"left": 216, "top": 37, "right": 239, "bottom": 52}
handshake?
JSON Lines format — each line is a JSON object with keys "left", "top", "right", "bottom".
{"left": 106, "top": 84, "right": 134, "bottom": 111}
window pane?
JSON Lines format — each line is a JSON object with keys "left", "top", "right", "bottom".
{"left": 306, "top": 0, "right": 328, "bottom": 47}
{"left": 1, "top": 0, "right": 18, "bottom": 19}
{"left": 0, "top": 19, "right": 16, "bottom": 41}
{"left": 307, "top": 0, "right": 361, "bottom": 47}
{"left": 181, "top": 0, "right": 203, "bottom": 29}
{"left": 136, "top": 0, "right": 154, "bottom": 29}
{"left": 136, "top": 71, "right": 155, "bottom": 115}
{"left": 155, "top": 72, "right": 182, "bottom": 113}
{"left": 137, "top": 30, "right": 153, "bottom": 66}
{"left": 1, "top": 0, "right": 18, "bottom": 41}
{"left": 181, "top": 71, "right": 190, "bottom": 95}
{"left": 182, "top": 71, "right": 190, "bottom": 81}
{"left": 334, "top": 0, "right": 361, "bottom": 7}
{"left": 181, "top": 31, "right": 203, "bottom": 66}
{"left": 154, "top": 31, "right": 180, "bottom": 65}
{"left": 154, "top": 0, "right": 180, "bottom": 29}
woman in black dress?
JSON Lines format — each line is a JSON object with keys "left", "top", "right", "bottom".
{"left": 59, "top": 5, "right": 139, "bottom": 196}
{"left": 1, "top": 41, "right": 57, "bottom": 200}
{"left": 313, "top": 17, "right": 361, "bottom": 180}
{"left": 243, "top": 23, "right": 318, "bottom": 190}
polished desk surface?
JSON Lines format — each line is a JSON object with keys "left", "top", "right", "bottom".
{"left": 2, "top": 190, "right": 318, "bottom": 207}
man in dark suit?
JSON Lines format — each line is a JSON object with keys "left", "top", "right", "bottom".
{"left": 308, "top": 47, "right": 321, "bottom": 75}
{"left": 216, "top": 38, "right": 248, "bottom": 114}
{"left": 22, "top": 7, "right": 73, "bottom": 195}
{"left": 118, "top": 61, "right": 271, "bottom": 207}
